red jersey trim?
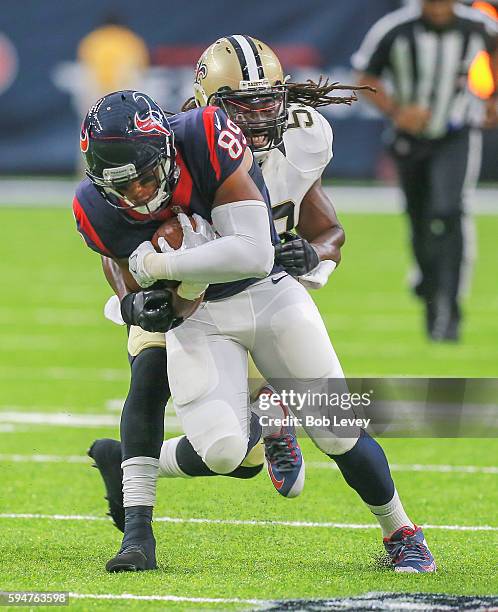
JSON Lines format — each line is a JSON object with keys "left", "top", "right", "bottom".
{"left": 202, "top": 106, "right": 221, "bottom": 182}
{"left": 72, "top": 196, "right": 113, "bottom": 257}
{"left": 171, "top": 149, "right": 193, "bottom": 211}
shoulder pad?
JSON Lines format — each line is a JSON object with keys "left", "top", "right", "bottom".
{"left": 282, "top": 104, "right": 333, "bottom": 174}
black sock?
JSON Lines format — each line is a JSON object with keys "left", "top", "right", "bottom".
{"left": 175, "top": 411, "right": 263, "bottom": 479}
{"left": 121, "top": 347, "right": 170, "bottom": 461}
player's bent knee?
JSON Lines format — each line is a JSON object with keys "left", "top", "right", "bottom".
{"left": 203, "top": 434, "right": 248, "bottom": 475}
{"left": 312, "top": 435, "right": 359, "bottom": 456}
{"left": 128, "top": 325, "right": 166, "bottom": 357}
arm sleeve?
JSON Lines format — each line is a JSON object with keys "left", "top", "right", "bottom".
{"left": 143, "top": 200, "right": 274, "bottom": 283}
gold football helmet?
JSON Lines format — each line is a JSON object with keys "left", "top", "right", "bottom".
{"left": 194, "top": 35, "right": 288, "bottom": 152}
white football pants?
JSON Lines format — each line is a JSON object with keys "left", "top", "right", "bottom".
{"left": 166, "top": 273, "right": 359, "bottom": 473}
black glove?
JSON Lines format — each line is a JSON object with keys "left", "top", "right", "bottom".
{"left": 120, "top": 289, "right": 180, "bottom": 333}
{"left": 274, "top": 232, "right": 320, "bottom": 277}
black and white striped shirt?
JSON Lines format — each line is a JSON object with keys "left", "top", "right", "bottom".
{"left": 352, "top": 4, "right": 498, "bottom": 139}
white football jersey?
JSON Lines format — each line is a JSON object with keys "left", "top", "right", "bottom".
{"left": 260, "top": 103, "right": 333, "bottom": 236}
{"left": 259, "top": 103, "right": 335, "bottom": 289}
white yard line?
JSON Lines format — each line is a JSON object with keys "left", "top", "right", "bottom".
{"left": 2, "top": 409, "right": 497, "bottom": 439}
{"left": 0, "top": 366, "right": 129, "bottom": 382}
{"left": 0, "top": 412, "right": 181, "bottom": 429}
{"left": 49, "top": 590, "right": 498, "bottom": 609}
{"left": 0, "top": 454, "right": 89, "bottom": 463}
{"left": 69, "top": 592, "right": 268, "bottom": 606}
{"left": 2, "top": 453, "right": 497, "bottom": 476}
{"left": 308, "top": 461, "right": 498, "bottom": 474}
{"left": 0, "top": 514, "right": 107, "bottom": 521}
{"left": 0, "top": 513, "right": 496, "bottom": 532}
{"left": 0, "top": 412, "right": 120, "bottom": 427}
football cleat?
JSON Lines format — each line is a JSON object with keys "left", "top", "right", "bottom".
{"left": 260, "top": 388, "right": 305, "bottom": 498}
{"left": 106, "top": 539, "right": 157, "bottom": 572}
{"left": 87, "top": 438, "right": 124, "bottom": 532}
{"left": 384, "top": 525, "right": 437, "bottom": 573}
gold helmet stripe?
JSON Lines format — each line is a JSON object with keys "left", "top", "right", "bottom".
{"left": 228, "top": 34, "right": 261, "bottom": 81}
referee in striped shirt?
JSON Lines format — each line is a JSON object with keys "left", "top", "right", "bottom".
{"left": 352, "top": 0, "right": 498, "bottom": 341}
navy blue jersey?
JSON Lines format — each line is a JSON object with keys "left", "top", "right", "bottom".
{"left": 73, "top": 106, "right": 282, "bottom": 301}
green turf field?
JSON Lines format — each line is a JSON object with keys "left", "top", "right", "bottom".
{"left": 0, "top": 208, "right": 497, "bottom": 610}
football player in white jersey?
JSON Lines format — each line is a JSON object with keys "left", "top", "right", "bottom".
{"left": 190, "top": 36, "right": 356, "bottom": 291}
{"left": 92, "top": 36, "right": 436, "bottom": 573}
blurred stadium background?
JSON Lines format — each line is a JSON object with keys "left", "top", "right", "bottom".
{"left": 1, "top": 1, "right": 497, "bottom": 609}
{"left": 0, "top": 0, "right": 497, "bottom": 180}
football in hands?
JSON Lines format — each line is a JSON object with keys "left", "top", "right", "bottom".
{"left": 150, "top": 215, "right": 203, "bottom": 320}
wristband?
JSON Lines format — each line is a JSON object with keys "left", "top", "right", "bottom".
{"left": 177, "top": 281, "right": 208, "bottom": 301}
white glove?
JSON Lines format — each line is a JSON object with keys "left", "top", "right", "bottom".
{"left": 128, "top": 241, "right": 157, "bottom": 288}
{"left": 179, "top": 213, "right": 216, "bottom": 249}
{"left": 157, "top": 213, "right": 215, "bottom": 300}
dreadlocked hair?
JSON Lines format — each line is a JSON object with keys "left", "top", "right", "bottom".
{"left": 287, "top": 76, "right": 375, "bottom": 108}
{"left": 180, "top": 77, "right": 375, "bottom": 113}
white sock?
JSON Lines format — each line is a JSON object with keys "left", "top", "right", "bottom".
{"left": 367, "top": 489, "right": 415, "bottom": 538}
{"left": 122, "top": 456, "right": 159, "bottom": 508}
{"left": 158, "top": 436, "right": 191, "bottom": 478}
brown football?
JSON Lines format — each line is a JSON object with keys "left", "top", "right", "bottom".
{"left": 151, "top": 215, "right": 204, "bottom": 320}
{"left": 151, "top": 215, "right": 196, "bottom": 251}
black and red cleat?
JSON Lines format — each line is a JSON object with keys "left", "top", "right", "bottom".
{"left": 259, "top": 387, "right": 305, "bottom": 498}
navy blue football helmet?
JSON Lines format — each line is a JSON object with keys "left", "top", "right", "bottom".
{"left": 81, "top": 90, "right": 179, "bottom": 219}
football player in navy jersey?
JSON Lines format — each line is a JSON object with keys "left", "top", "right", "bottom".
{"left": 76, "top": 90, "right": 301, "bottom": 572}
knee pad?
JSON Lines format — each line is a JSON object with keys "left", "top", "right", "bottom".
{"left": 128, "top": 325, "right": 166, "bottom": 357}
{"left": 312, "top": 434, "right": 359, "bottom": 456}
{"left": 203, "top": 434, "right": 248, "bottom": 475}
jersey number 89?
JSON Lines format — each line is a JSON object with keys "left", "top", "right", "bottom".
{"left": 218, "top": 119, "right": 247, "bottom": 160}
